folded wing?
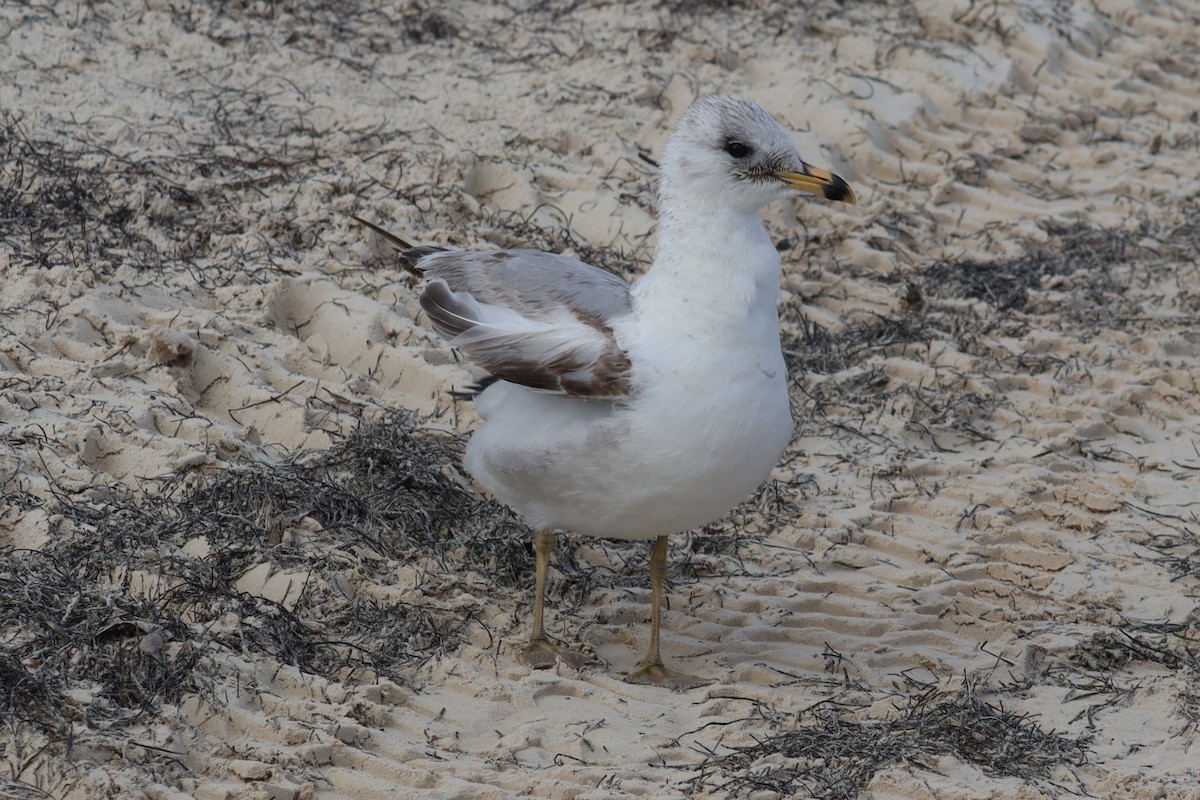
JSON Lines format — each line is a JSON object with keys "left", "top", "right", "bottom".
{"left": 416, "top": 249, "right": 633, "bottom": 399}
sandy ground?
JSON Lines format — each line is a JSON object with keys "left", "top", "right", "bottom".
{"left": 2, "top": 0, "right": 1200, "bottom": 798}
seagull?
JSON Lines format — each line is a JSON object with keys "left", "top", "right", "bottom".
{"left": 354, "top": 95, "right": 855, "bottom": 689}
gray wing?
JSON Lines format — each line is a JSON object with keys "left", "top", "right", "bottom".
{"left": 416, "top": 249, "right": 633, "bottom": 399}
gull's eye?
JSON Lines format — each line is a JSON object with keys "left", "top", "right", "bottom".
{"left": 723, "top": 140, "right": 752, "bottom": 159}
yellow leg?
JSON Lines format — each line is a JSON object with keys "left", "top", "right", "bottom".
{"left": 628, "top": 535, "right": 710, "bottom": 690}
{"left": 529, "top": 529, "right": 553, "bottom": 644}
{"left": 521, "top": 529, "right": 591, "bottom": 669}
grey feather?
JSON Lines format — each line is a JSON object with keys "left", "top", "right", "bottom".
{"left": 353, "top": 216, "right": 634, "bottom": 399}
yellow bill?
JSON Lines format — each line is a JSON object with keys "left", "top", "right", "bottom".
{"left": 772, "top": 164, "right": 857, "bottom": 204}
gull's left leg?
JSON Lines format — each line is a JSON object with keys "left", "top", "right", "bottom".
{"left": 627, "top": 535, "right": 711, "bottom": 690}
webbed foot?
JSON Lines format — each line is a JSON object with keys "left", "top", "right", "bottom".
{"left": 627, "top": 660, "right": 711, "bottom": 690}
{"left": 521, "top": 637, "right": 593, "bottom": 670}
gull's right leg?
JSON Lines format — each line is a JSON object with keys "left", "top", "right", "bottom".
{"left": 521, "top": 529, "right": 591, "bottom": 670}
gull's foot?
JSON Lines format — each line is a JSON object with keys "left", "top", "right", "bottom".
{"left": 521, "top": 638, "right": 593, "bottom": 670}
{"left": 627, "top": 661, "right": 712, "bottom": 691}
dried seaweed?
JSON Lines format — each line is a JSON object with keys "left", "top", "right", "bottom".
{"left": 689, "top": 682, "right": 1090, "bottom": 798}
{"left": 783, "top": 311, "right": 935, "bottom": 376}
{"left": 922, "top": 221, "right": 1147, "bottom": 314}
{"left": 0, "top": 110, "right": 158, "bottom": 275}
{"left": 1136, "top": 526, "right": 1200, "bottom": 582}
{"left": 1011, "top": 616, "right": 1200, "bottom": 736}
{"left": 0, "top": 106, "right": 312, "bottom": 289}
{"left": 0, "top": 411, "right": 513, "bottom": 774}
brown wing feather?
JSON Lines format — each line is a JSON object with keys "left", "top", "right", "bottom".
{"left": 420, "top": 280, "right": 631, "bottom": 399}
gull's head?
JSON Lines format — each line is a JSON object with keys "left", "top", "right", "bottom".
{"left": 660, "top": 95, "right": 856, "bottom": 214}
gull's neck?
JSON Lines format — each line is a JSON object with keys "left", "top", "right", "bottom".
{"left": 632, "top": 188, "right": 782, "bottom": 327}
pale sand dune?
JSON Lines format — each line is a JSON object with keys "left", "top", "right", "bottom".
{"left": 2, "top": 1, "right": 1200, "bottom": 798}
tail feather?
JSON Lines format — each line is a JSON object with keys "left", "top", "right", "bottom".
{"left": 352, "top": 215, "right": 446, "bottom": 277}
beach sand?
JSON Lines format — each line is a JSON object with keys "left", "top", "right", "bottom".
{"left": 2, "top": 1, "right": 1199, "bottom": 797}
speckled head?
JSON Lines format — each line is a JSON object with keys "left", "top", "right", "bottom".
{"left": 659, "top": 95, "right": 856, "bottom": 212}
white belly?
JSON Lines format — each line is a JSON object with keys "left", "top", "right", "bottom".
{"left": 600, "top": 369, "right": 792, "bottom": 539}
{"left": 464, "top": 339, "right": 792, "bottom": 540}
